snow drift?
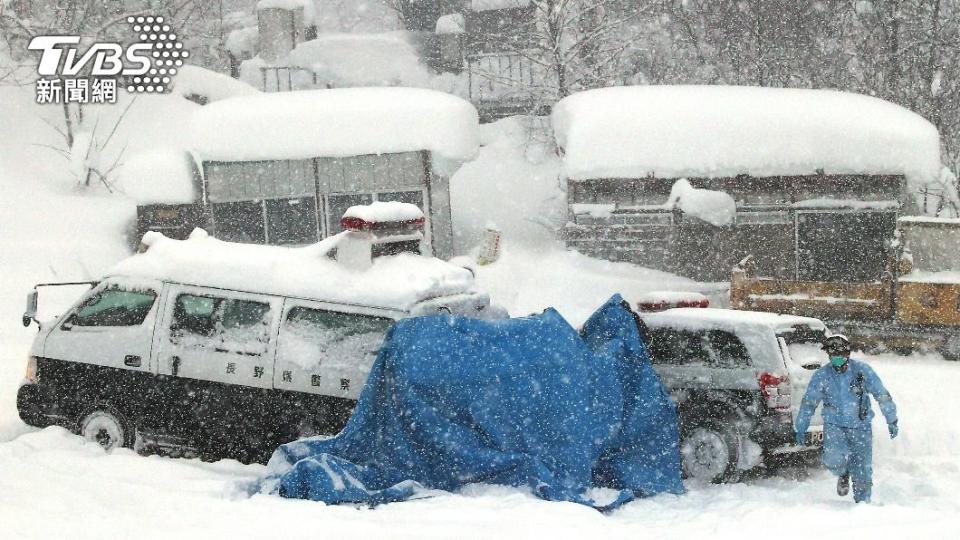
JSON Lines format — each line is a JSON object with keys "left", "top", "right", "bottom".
{"left": 116, "top": 147, "right": 200, "bottom": 205}
{"left": 265, "top": 295, "right": 684, "bottom": 509}
{"left": 552, "top": 85, "right": 942, "bottom": 184}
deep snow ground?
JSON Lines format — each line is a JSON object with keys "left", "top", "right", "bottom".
{"left": 1, "top": 88, "right": 959, "bottom": 539}
{"left": 0, "top": 356, "right": 957, "bottom": 539}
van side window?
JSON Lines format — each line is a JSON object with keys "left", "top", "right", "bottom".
{"left": 705, "top": 330, "right": 751, "bottom": 368}
{"left": 278, "top": 307, "right": 393, "bottom": 369}
{"left": 172, "top": 294, "right": 271, "bottom": 351}
{"left": 647, "top": 329, "right": 708, "bottom": 365}
{"left": 71, "top": 287, "right": 156, "bottom": 327}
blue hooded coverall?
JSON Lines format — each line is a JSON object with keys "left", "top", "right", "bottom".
{"left": 794, "top": 359, "right": 898, "bottom": 503}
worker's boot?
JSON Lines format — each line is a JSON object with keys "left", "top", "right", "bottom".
{"left": 837, "top": 473, "right": 850, "bottom": 497}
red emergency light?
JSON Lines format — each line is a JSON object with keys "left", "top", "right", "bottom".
{"left": 636, "top": 292, "right": 710, "bottom": 312}
{"left": 340, "top": 216, "right": 425, "bottom": 232}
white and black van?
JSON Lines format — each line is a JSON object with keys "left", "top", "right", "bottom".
{"left": 17, "top": 205, "right": 502, "bottom": 463}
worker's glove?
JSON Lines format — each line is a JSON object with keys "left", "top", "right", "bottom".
{"left": 794, "top": 430, "right": 805, "bottom": 446}
{"left": 888, "top": 421, "right": 898, "bottom": 440}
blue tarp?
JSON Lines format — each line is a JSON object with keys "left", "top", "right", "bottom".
{"left": 265, "top": 294, "right": 684, "bottom": 510}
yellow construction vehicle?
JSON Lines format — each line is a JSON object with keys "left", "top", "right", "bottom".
{"left": 731, "top": 217, "right": 960, "bottom": 359}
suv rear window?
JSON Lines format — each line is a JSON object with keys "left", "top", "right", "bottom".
{"left": 706, "top": 330, "right": 750, "bottom": 368}
{"left": 647, "top": 329, "right": 707, "bottom": 365}
{"left": 647, "top": 328, "right": 750, "bottom": 368}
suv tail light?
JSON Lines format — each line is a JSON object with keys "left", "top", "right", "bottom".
{"left": 759, "top": 372, "right": 791, "bottom": 412}
{"left": 25, "top": 356, "right": 38, "bottom": 383}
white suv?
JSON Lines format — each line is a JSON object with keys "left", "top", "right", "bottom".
{"left": 639, "top": 298, "right": 826, "bottom": 482}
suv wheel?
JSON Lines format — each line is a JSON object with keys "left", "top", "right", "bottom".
{"left": 941, "top": 335, "right": 960, "bottom": 362}
{"left": 77, "top": 405, "right": 134, "bottom": 451}
{"left": 680, "top": 419, "right": 740, "bottom": 483}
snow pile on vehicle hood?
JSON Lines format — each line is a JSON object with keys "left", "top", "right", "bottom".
{"left": 552, "top": 85, "right": 941, "bottom": 184}
{"left": 107, "top": 229, "right": 476, "bottom": 311}
{"left": 190, "top": 87, "right": 479, "bottom": 166}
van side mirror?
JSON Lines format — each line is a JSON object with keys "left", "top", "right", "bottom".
{"left": 23, "top": 289, "right": 38, "bottom": 327}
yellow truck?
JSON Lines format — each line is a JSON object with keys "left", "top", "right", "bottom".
{"left": 731, "top": 217, "right": 960, "bottom": 359}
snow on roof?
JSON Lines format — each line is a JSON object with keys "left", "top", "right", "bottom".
{"left": 471, "top": 0, "right": 531, "bottom": 11}
{"left": 117, "top": 147, "right": 199, "bottom": 205}
{"left": 899, "top": 216, "right": 960, "bottom": 225}
{"left": 342, "top": 201, "right": 424, "bottom": 223}
{"left": 642, "top": 307, "right": 826, "bottom": 334}
{"left": 667, "top": 178, "right": 736, "bottom": 227}
{"left": 284, "top": 33, "right": 431, "bottom": 88}
{"left": 108, "top": 229, "right": 476, "bottom": 312}
{"left": 172, "top": 65, "right": 259, "bottom": 103}
{"left": 190, "top": 87, "right": 479, "bottom": 163}
{"left": 552, "top": 85, "right": 942, "bottom": 183}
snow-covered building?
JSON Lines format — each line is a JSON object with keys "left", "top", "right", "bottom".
{"left": 455, "top": 1, "right": 554, "bottom": 121}
{"left": 230, "top": 1, "right": 548, "bottom": 121}
{"left": 188, "top": 87, "right": 479, "bottom": 259}
{"left": 553, "top": 85, "right": 942, "bottom": 282}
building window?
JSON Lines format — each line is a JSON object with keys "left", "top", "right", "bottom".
{"left": 377, "top": 190, "right": 425, "bottom": 212}
{"left": 266, "top": 197, "right": 319, "bottom": 245}
{"left": 211, "top": 201, "right": 265, "bottom": 243}
{"left": 796, "top": 211, "right": 896, "bottom": 282}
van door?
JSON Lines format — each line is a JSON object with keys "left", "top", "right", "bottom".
{"left": 43, "top": 278, "right": 162, "bottom": 373}
{"left": 154, "top": 286, "right": 282, "bottom": 388}
{"left": 273, "top": 300, "right": 395, "bottom": 401}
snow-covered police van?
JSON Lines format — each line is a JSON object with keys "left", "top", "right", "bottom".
{"left": 636, "top": 292, "right": 827, "bottom": 483}
{"left": 17, "top": 203, "right": 502, "bottom": 463}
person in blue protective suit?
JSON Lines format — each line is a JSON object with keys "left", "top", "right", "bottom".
{"left": 794, "top": 334, "right": 898, "bottom": 503}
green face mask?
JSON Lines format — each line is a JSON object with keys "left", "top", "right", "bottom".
{"left": 830, "top": 355, "right": 847, "bottom": 367}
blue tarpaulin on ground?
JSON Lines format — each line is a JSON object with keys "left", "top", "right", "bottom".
{"left": 264, "top": 294, "right": 684, "bottom": 510}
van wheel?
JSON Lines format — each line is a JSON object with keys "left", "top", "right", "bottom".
{"left": 680, "top": 419, "right": 740, "bottom": 483}
{"left": 77, "top": 405, "right": 134, "bottom": 451}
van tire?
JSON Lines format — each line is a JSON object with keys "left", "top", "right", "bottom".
{"left": 195, "top": 391, "right": 275, "bottom": 464}
{"left": 76, "top": 405, "right": 134, "bottom": 451}
{"left": 680, "top": 417, "right": 740, "bottom": 483}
